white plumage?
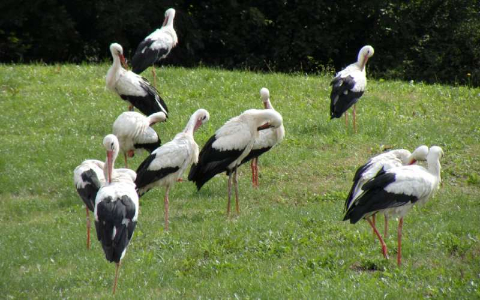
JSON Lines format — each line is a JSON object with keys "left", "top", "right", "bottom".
{"left": 106, "top": 43, "right": 168, "bottom": 116}
{"left": 132, "top": 8, "right": 178, "bottom": 77}
{"left": 93, "top": 134, "right": 138, "bottom": 294}
{"left": 135, "top": 109, "right": 210, "bottom": 230}
{"left": 188, "top": 109, "right": 284, "bottom": 216}
{"left": 241, "top": 87, "right": 285, "bottom": 187}
{"left": 344, "top": 146, "right": 443, "bottom": 265}
{"left": 112, "top": 111, "right": 167, "bottom": 167}
{"left": 330, "top": 45, "right": 374, "bottom": 132}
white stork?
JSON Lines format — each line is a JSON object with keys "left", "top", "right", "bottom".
{"left": 343, "top": 146, "right": 443, "bottom": 266}
{"left": 73, "top": 159, "right": 105, "bottom": 249}
{"left": 135, "top": 109, "right": 210, "bottom": 231}
{"left": 330, "top": 45, "right": 374, "bottom": 133}
{"left": 239, "top": 88, "right": 285, "bottom": 187}
{"left": 188, "top": 109, "right": 283, "bottom": 216}
{"left": 112, "top": 111, "right": 167, "bottom": 168}
{"left": 345, "top": 145, "right": 429, "bottom": 237}
{"left": 106, "top": 43, "right": 169, "bottom": 116}
{"left": 131, "top": 8, "right": 178, "bottom": 86}
{"left": 94, "top": 134, "right": 138, "bottom": 294}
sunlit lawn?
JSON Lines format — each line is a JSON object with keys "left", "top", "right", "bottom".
{"left": 0, "top": 64, "right": 479, "bottom": 299}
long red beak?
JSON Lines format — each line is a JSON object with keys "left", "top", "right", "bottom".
{"left": 193, "top": 119, "right": 202, "bottom": 132}
{"left": 120, "top": 54, "right": 128, "bottom": 69}
{"left": 107, "top": 150, "right": 113, "bottom": 183}
{"left": 408, "top": 159, "right": 417, "bottom": 165}
{"left": 257, "top": 123, "right": 271, "bottom": 131}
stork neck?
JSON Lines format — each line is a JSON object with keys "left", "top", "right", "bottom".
{"left": 184, "top": 114, "right": 198, "bottom": 135}
{"left": 427, "top": 157, "right": 442, "bottom": 180}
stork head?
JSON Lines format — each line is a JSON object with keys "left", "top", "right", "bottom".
{"left": 358, "top": 45, "right": 374, "bottom": 70}
{"left": 192, "top": 109, "right": 210, "bottom": 132}
{"left": 254, "top": 109, "right": 283, "bottom": 131}
{"left": 408, "top": 145, "right": 429, "bottom": 164}
{"left": 260, "top": 87, "right": 272, "bottom": 109}
{"left": 103, "top": 134, "right": 120, "bottom": 183}
{"left": 428, "top": 146, "right": 444, "bottom": 161}
{"left": 109, "top": 43, "right": 128, "bottom": 69}
{"left": 163, "top": 8, "right": 176, "bottom": 27}
{"left": 148, "top": 112, "right": 167, "bottom": 126}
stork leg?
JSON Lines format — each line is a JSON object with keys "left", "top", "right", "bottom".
{"left": 353, "top": 104, "right": 357, "bottom": 133}
{"left": 345, "top": 112, "right": 348, "bottom": 128}
{"left": 384, "top": 215, "right": 389, "bottom": 239}
{"left": 227, "top": 172, "right": 233, "bottom": 217}
{"left": 254, "top": 157, "right": 259, "bottom": 187}
{"left": 128, "top": 104, "right": 134, "bottom": 111}
{"left": 152, "top": 67, "right": 157, "bottom": 88}
{"left": 113, "top": 262, "right": 121, "bottom": 295}
{"left": 367, "top": 217, "right": 389, "bottom": 259}
{"left": 86, "top": 207, "right": 91, "bottom": 249}
{"left": 397, "top": 217, "right": 404, "bottom": 266}
{"left": 233, "top": 167, "right": 240, "bottom": 214}
{"left": 372, "top": 214, "right": 376, "bottom": 237}
{"left": 250, "top": 159, "right": 256, "bottom": 187}
{"left": 164, "top": 186, "right": 171, "bottom": 231}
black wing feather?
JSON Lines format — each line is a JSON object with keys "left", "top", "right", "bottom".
{"left": 121, "top": 81, "right": 168, "bottom": 116}
{"left": 132, "top": 39, "right": 169, "bottom": 74}
{"left": 135, "top": 153, "right": 180, "bottom": 197}
{"left": 330, "top": 75, "right": 364, "bottom": 119}
{"left": 188, "top": 135, "right": 245, "bottom": 190}
{"left": 94, "top": 195, "right": 137, "bottom": 263}
{"left": 76, "top": 169, "right": 102, "bottom": 212}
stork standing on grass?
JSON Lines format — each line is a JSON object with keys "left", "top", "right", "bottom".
{"left": 94, "top": 134, "right": 139, "bottom": 294}
{"left": 330, "top": 45, "right": 374, "bottom": 133}
{"left": 132, "top": 8, "right": 178, "bottom": 87}
{"left": 106, "top": 43, "right": 169, "bottom": 116}
{"left": 345, "top": 145, "right": 429, "bottom": 238}
{"left": 113, "top": 111, "right": 167, "bottom": 168}
{"left": 239, "top": 88, "right": 285, "bottom": 187}
{"left": 74, "top": 160, "right": 105, "bottom": 249}
{"left": 343, "top": 146, "right": 443, "bottom": 266}
{"left": 188, "top": 109, "right": 283, "bottom": 216}
{"left": 135, "top": 109, "right": 210, "bottom": 231}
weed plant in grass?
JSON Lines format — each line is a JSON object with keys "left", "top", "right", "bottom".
{"left": 0, "top": 64, "right": 479, "bottom": 299}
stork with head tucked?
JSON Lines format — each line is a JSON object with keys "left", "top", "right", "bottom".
{"left": 94, "top": 134, "right": 138, "bottom": 294}
{"left": 74, "top": 159, "right": 105, "bottom": 249}
{"left": 330, "top": 45, "right": 374, "bottom": 133}
{"left": 188, "top": 109, "right": 283, "bottom": 216}
{"left": 112, "top": 111, "right": 167, "bottom": 168}
{"left": 239, "top": 88, "right": 285, "bottom": 187}
{"left": 343, "top": 146, "right": 443, "bottom": 266}
{"left": 135, "top": 109, "right": 210, "bottom": 231}
{"left": 106, "top": 43, "right": 169, "bottom": 116}
{"left": 345, "top": 145, "right": 429, "bottom": 238}
{"left": 131, "top": 8, "right": 178, "bottom": 86}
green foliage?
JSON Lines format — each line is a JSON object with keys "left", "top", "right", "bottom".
{"left": 0, "top": 65, "right": 479, "bottom": 298}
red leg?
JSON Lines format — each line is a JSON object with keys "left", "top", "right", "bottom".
{"left": 233, "top": 168, "right": 240, "bottom": 214}
{"left": 227, "top": 172, "right": 233, "bottom": 217}
{"left": 372, "top": 214, "right": 376, "bottom": 237}
{"left": 345, "top": 112, "right": 348, "bottom": 128}
{"left": 384, "top": 215, "right": 389, "bottom": 239}
{"left": 113, "top": 262, "right": 121, "bottom": 295}
{"left": 397, "top": 217, "right": 403, "bottom": 266}
{"left": 164, "top": 186, "right": 170, "bottom": 231}
{"left": 152, "top": 67, "right": 157, "bottom": 88}
{"left": 353, "top": 104, "right": 357, "bottom": 133}
{"left": 367, "top": 217, "right": 389, "bottom": 259}
{"left": 254, "top": 158, "right": 259, "bottom": 187}
{"left": 86, "top": 207, "right": 90, "bottom": 249}
{"left": 128, "top": 105, "right": 134, "bottom": 111}
{"left": 250, "top": 159, "right": 256, "bottom": 186}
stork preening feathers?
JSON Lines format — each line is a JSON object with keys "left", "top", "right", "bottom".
{"left": 345, "top": 145, "right": 429, "bottom": 238}
{"left": 344, "top": 146, "right": 443, "bottom": 266}
{"left": 112, "top": 111, "right": 167, "bottom": 168}
{"left": 94, "top": 134, "right": 139, "bottom": 294}
{"left": 188, "top": 109, "right": 283, "bottom": 216}
{"left": 135, "top": 109, "right": 210, "bottom": 231}
{"left": 106, "top": 43, "right": 169, "bottom": 116}
{"left": 330, "top": 45, "right": 374, "bottom": 133}
{"left": 239, "top": 88, "right": 285, "bottom": 187}
{"left": 132, "top": 8, "right": 178, "bottom": 86}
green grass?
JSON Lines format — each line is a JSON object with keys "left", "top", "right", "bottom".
{"left": 1, "top": 64, "right": 479, "bottom": 299}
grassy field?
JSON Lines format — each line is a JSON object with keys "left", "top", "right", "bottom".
{"left": 0, "top": 64, "right": 479, "bottom": 299}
